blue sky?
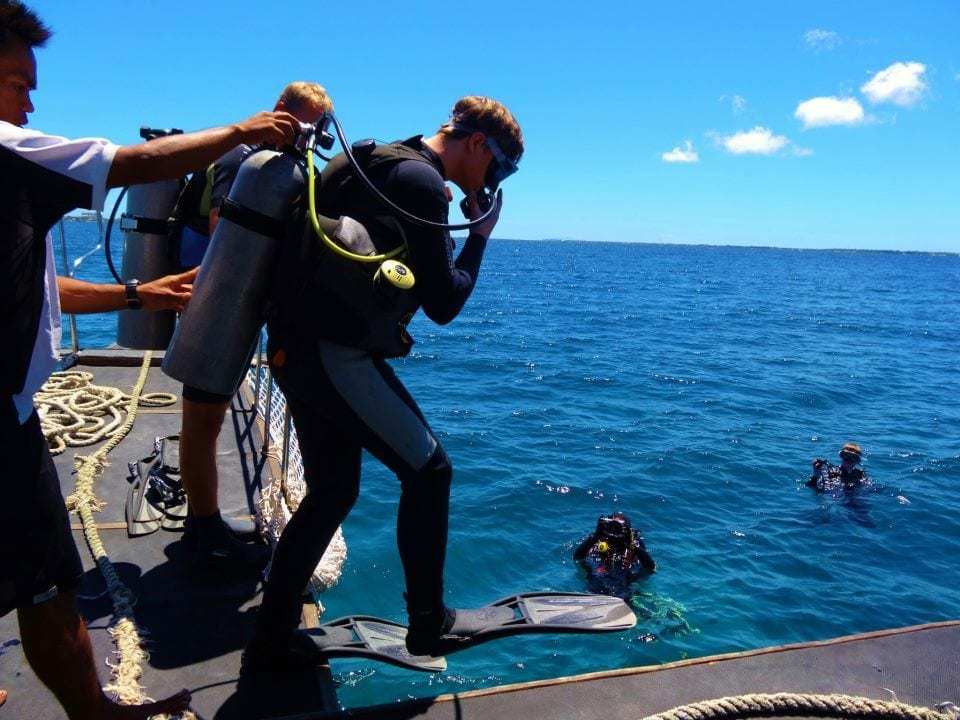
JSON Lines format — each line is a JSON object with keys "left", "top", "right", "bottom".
{"left": 29, "top": 1, "right": 959, "bottom": 251}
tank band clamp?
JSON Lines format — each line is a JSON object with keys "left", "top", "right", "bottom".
{"left": 120, "top": 214, "right": 172, "bottom": 235}
{"left": 220, "top": 198, "right": 286, "bottom": 240}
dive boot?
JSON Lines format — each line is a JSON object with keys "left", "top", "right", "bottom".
{"left": 241, "top": 630, "right": 325, "bottom": 673}
{"left": 404, "top": 605, "right": 513, "bottom": 657}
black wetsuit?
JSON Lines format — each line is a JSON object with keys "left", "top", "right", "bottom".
{"left": 256, "top": 138, "right": 488, "bottom": 636}
{"left": 807, "top": 463, "right": 867, "bottom": 490}
{"left": 575, "top": 532, "right": 654, "bottom": 598}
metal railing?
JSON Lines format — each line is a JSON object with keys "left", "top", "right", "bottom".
{"left": 57, "top": 219, "right": 81, "bottom": 354}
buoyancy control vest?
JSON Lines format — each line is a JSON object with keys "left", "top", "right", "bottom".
{"left": 268, "top": 138, "right": 435, "bottom": 358}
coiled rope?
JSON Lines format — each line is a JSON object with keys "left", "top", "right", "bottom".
{"left": 641, "top": 693, "right": 953, "bottom": 720}
{"left": 36, "top": 369, "right": 176, "bottom": 455}
{"left": 41, "top": 356, "right": 193, "bottom": 720}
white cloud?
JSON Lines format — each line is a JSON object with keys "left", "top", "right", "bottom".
{"left": 662, "top": 140, "right": 699, "bottom": 164}
{"left": 861, "top": 61, "right": 927, "bottom": 106}
{"left": 716, "top": 126, "right": 790, "bottom": 155}
{"left": 719, "top": 94, "right": 747, "bottom": 114}
{"left": 795, "top": 96, "right": 865, "bottom": 128}
{"left": 804, "top": 28, "right": 841, "bottom": 51}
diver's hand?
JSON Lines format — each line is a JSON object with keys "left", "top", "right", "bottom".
{"left": 235, "top": 111, "right": 300, "bottom": 147}
{"left": 466, "top": 190, "right": 502, "bottom": 241}
{"left": 139, "top": 267, "right": 199, "bottom": 313}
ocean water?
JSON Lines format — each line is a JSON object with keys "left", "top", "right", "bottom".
{"left": 60, "top": 221, "right": 960, "bottom": 708}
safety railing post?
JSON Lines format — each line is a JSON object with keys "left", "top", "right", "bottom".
{"left": 253, "top": 330, "right": 265, "bottom": 413}
{"left": 261, "top": 369, "right": 274, "bottom": 455}
{"left": 57, "top": 220, "right": 80, "bottom": 354}
{"left": 280, "top": 405, "right": 292, "bottom": 483}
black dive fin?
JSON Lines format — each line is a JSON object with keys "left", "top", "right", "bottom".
{"left": 302, "top": 616, "right": 447, "bottom": 673}
{"left": 125, "top": 458, "right": 163, "bottom": 537}
{"left": 431, "top": 592, "right": 637, "bottom": 656}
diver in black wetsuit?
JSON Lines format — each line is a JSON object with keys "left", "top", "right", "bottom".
{"left": 242, "top": 96, "right": 524, "bottom": 669}
{"left": 574, "top": 513, "right": 656, "bottom": 597}
{"left": 807, "top": 443, "right": 868, "bottom": 490}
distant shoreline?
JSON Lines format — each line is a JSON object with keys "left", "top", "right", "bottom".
{"left": 62, "top": 216, "right": 957, "bottom": 256}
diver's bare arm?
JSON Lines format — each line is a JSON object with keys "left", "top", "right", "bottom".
{"left": 106, "top": 111, "right": 299, "bottom": 188}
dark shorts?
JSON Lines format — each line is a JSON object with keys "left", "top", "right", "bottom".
{"left": 0, "top": 402, "right": 84, "bottom": 617}
{"left": 182, "top": 384, "right": 233, "bottom": 404}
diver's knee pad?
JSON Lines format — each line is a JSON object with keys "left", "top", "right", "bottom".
{"left": 402, "top": 445, "right": 453, "bottom": 491}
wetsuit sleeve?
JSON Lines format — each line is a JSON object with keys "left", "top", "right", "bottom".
{"left": 388, "top": 160, "right": 487, "bottom": 325}
{"left": 573, "top": 535, "right": 595, "bottom": 561}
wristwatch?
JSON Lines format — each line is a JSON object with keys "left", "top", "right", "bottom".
{"left": 124, "top": 279, "right": 142, "bottom": 310}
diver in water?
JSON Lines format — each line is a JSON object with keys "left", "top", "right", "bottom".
{"left": 807, "top": 443, "right": 868, "bottom": 490}
{"left": 241, "top": 95, "right": 524, "bottom": 669}
{"left": 574, "top": 513, "right": 656, "bottom": 597}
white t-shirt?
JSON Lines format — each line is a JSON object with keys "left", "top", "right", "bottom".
{"left": 0, "top": 122, "right": 118, "bottom": 423}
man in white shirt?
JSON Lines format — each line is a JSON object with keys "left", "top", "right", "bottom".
{"left": 0, "top": 2, "right": 300, "bottom": 718}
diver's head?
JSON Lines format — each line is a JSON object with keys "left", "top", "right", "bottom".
{"left": 839, "top": 443, "right": 862, "bottom": 467}
{"left": 0, "top": 1, "right": 50, "bottom": 127}
{"left": 427, "top": 95, "right": 523, "bottom": 194}
{"left": 595, "top": 512, "right": 632, "bottom": 548}
{"left": 274, "top": 80, "right": 334, "bottom": 124}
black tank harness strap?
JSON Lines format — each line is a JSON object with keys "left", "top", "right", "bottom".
{"left": 118, "top": 215, "right": 171, "bottom": 235}
{"left": 219, "top": 197, "right": 287, "bottom": 240}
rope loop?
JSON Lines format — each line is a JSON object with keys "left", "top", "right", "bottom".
{"left": 642, "top": 693, "right": 952, "bottom": 720}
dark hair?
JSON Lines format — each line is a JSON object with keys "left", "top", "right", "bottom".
{"left": 0, "top": 1, "right": 51, "bottom": 52}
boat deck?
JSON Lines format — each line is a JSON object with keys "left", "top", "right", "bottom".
{"left": 1, "top": 352, "right": 958, "bottom": 719}
{"left": 0, "top": 351, "right": 338, "bottom": 719}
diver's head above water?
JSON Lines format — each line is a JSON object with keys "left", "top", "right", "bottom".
{"left": 422, "top": 95, "right": 524, "bottom": 197}
{"left": 595, "top": 512, "right": 632, "bottom": 551}
{"left": 839, "top": 442, "right": 862, "bottom": 469}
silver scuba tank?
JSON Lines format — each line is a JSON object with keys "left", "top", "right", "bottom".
{"left": 162, "top": 149, "right": 305, "bottom": 396}
{"left": 115, "top": 179, "right": 180, "bottom": 349}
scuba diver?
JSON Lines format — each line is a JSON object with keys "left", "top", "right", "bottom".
{"left": 173, "top": 82, "right": 333, "bottom": 573}
{"left": 241, "top": 95, "right": 524, "bottom": 670}
{"left": 574, "top": 513, "right": 656, "bottom": 597}
{"left": 807, "top": 442, "right": 868, "bottom": 491}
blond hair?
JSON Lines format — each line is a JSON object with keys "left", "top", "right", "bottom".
{"left": 278, "top": 81, "right": 334, "bottom": 114}
{"left": 440, "top": 95, "right": 523, "bottom": 161}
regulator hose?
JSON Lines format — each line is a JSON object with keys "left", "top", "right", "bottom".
{"left": 103, "top": 186, "right": 128, "bottom": 284}
{"left": 326, "top": 112, "right": 501, "bottom": 232}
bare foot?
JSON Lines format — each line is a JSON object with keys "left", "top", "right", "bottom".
{"left": 103, "top": 688, "right": 191, "bottom": 719}
{"left": 0, "top": 688, "right": 7, "bottom": 706}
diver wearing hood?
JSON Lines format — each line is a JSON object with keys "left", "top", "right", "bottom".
{"left": 242, "top": 96, "right": 523, "bottom": 670}
{"left": 807, "top": 442, "right": 868, "bottom": 490}
{"left": 574, "top": 513, "right": 656, "bottom": 597}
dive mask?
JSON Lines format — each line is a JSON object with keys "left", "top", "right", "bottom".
{"left": 597, "top": 516, "right": 628, "bottom": 539}
{"left": 450, "top": 120, "right": 520, "bottom": 191}
{"left": 483, "top": 135, "right": 519, "bottom": 191}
